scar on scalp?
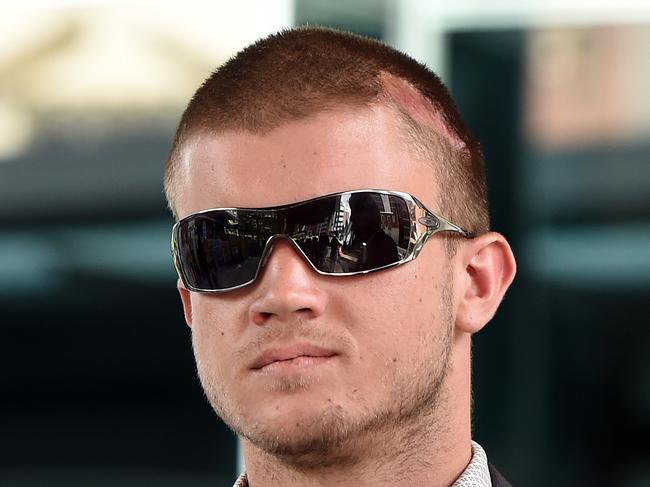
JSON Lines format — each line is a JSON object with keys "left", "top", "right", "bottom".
{"left": 378, "top": 72, "right": 466, "bottom": 150}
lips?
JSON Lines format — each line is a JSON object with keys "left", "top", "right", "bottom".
{"left": 250, "top": 344, "right": 337, "bottom": 370}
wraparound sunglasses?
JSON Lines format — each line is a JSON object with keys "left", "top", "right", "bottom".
{"left": 171, "top": 189, "right": 474, "bottom": 293}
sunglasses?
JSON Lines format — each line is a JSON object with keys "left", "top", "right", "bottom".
{"left": 171, "top": 189, "right": 474, "bottom": 293}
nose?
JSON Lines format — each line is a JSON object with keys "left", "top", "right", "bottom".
{"left": 249, "top": 239, "right": 328, "bottom": 326}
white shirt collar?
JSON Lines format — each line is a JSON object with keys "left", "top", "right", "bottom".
{"left": 452, "top": 441, "right": 492, "bottom": 487}
{"left": 233, "top": 440, "right": 492, "bottom": 487}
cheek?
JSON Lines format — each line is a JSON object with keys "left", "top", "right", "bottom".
{"left": 335, "top": 263, "right": 442, "bottom": 366}
{"left": 191, "top": 293, "right": 246, "bottom": 334}
{"left": 189, "top": 296, "right": 241, "bottom": 376}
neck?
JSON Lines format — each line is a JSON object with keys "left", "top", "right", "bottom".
{"left": 242, "top": 334, "right": 473, "bottom": 487}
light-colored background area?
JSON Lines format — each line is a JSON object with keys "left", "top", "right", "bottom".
{"left": 1, "top": 1, "right": 648, "bottom": 486}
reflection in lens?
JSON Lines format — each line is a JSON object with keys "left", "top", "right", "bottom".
{"left": 336, "top": 193, "right": 411, "bottom": 272}
{"left": 177, "top": 213, "right": 265, "bottom": 290}
{"left": 175, "top": 192, "right": 415, "bottom": 290}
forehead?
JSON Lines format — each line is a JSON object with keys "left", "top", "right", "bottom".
{"left": 176, "top": 105, "right": 439, "bottom": 218}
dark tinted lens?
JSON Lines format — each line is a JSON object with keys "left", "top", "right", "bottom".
{"left": 289, "top": 192, "right": 412, "bottom": 273}
{"left": 176, "top": 211, "right": 273, "bottom": 290}
{"left": 334, "top": 193, "right": 411, "bottom": 273}
{"left": 174, "top": 192, "right": 415, "bottom": 290}
{"left": 284, "top": 196, "right": 340, "bottom": 271}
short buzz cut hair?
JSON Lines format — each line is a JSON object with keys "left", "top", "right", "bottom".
{"left": 164, "top": 26, "right": 490, "bottom": 236}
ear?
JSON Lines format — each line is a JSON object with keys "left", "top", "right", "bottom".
{"left": 455, "top": 232, "right": 516, "bottom": 334}
{"left": 177, "top": 279, "right": 194, "bottom": 327}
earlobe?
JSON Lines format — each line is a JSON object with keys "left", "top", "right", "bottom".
{"left": 455, "top": 233, "right": 516, "bottom": 334}
{"left": 177, "top": 279, "right": 194, "bottom": 327}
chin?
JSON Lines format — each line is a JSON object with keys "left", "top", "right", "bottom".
{"left": 249, "top": 390, "right": 345, "bottom": 435}
{"left": 240, "top": 404, "right": 361, "bottom": 469}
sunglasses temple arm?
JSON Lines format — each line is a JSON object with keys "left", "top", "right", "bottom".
{"left": 425, "top": 210, "right": 475, "bottom": 239}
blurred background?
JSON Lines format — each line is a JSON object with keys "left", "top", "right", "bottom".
{"left": 1, "top": 1, "right": 648, "bottom": 486}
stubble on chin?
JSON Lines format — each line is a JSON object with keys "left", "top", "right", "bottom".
{"left": 194, "top": 355, "right": 361, "bottom": 469}
{"left": 244, "top": 400, "right": 362, "bottom": 470}
{"left": 195, "top": 335, "right": 453, "bottom": 472}
{"left": 236, "top": 322, "right": 453, "bottom": 473}
{"left": 193, "top": 272, "right": 455, "bottom": 471}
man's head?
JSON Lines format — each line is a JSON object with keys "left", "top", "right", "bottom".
{"left": 166, "top": 27, "right": 515, "bottom": 471}
{"left": 164, "top": 27, "right": 488, "bottom": 238}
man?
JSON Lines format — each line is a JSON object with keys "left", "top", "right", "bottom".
{"left": 164, "top": 27, "right": 517, "bottom": 487}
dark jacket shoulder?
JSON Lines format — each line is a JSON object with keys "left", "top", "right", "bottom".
{"left": 488, "top": 463, "right": 513, "bottom": 487}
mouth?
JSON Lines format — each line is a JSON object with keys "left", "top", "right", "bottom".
{"left": 250, "top": 343, "right": 338, "bottom": 372}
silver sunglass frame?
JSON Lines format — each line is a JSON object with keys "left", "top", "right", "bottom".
{"left": 171, "top": 189, "right": 474, "bottom": 293}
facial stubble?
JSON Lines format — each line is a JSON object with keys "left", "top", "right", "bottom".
{"left": 192, "top": 269, "right": 454, "bottom": 470}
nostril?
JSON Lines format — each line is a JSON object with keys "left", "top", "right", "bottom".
{"left": 251, "top": 311, "right": 273, "bottom": 326}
